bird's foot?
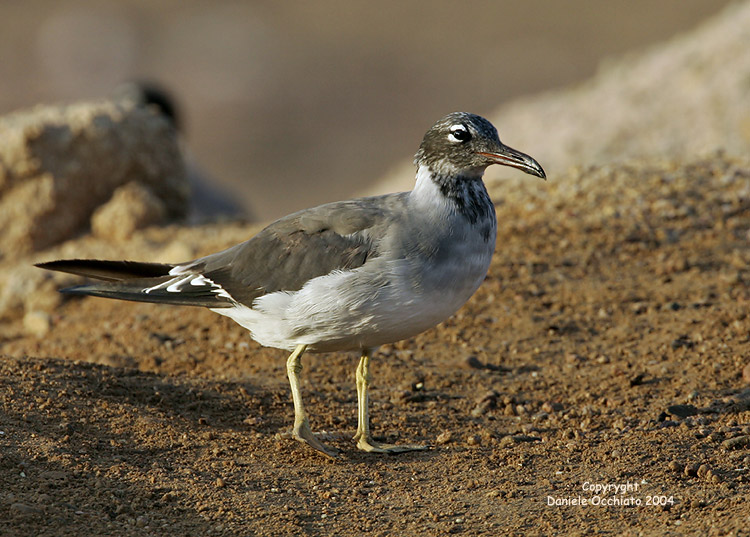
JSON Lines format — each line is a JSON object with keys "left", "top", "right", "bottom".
{"left": 355, "top": 434, "right": 428, "bottom": 454}
{"left": 292, "top": 421, "right": 338, "bottom": 458}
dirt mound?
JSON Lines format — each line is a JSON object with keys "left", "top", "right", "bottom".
{"left": 0, "top": 99, "right": 187, "bottom": 258}
{"left": 1, "top": 155, "right": 749, "bottom": 535}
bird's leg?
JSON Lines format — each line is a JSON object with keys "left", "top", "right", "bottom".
{"left": 286, "top": 344, "right": 337, "bottom": 457}
{"left": 354, "top": 349, "right": 428, "bottom": 453}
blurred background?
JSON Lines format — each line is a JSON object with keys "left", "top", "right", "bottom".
{"left": 0, "top": 0, "right": 732, "bottom": 221}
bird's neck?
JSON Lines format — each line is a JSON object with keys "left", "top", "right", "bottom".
{"left": 412, "top": 164, "right": 496, "bottom": 226}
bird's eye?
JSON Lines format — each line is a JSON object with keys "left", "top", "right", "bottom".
{"left": 448, "top": 125, "right": 471, "bottom": 143}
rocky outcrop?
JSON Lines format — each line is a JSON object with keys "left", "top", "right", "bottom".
{"left": 0, "top": 99, "right": 188, "bottom": 259}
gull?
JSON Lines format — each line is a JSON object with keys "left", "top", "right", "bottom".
{"left": 37, "top": 112, "right": 545, "bottom": 457}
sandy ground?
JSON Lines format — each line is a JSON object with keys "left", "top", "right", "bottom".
{"left": 2, "top": 155, "right": 750, "bottom": 536}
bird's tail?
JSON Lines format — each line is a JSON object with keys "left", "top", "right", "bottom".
{"left": 36, "top": 259, "right": 231, "bottom": 308}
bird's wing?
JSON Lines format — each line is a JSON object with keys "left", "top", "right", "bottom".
{"left": 176, "top": 193, "right": 407, "bottom": 305}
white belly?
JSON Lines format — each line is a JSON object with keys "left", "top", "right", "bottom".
{"left": 213, "top": 231, "right": 494, "bottom": 353}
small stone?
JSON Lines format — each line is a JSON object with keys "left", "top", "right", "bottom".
{"left": 160, "top": 492, "right": 176, "bottom": 503}
{"left": 136, "top": 515, "right": 149, "bottom": 528}
{"left": 721, "top": 435, "right": 750, "bottom": 450}
{"left": 243, "top": 416, "right": 263, "bottom": 426}
{"left": 743, "top": 363, "right": 750, "bottom": 384}
{"left": 668, "top": 461, "right": 683, "bottom": 473}
{"left": 471, "top": 390, "right": 499, "bottom": 417}
{"left": 215, "top": 477, "right": 226, "bottom": 488}
{"left": 435, "top": 431, "right": 453, "bottom": 445}
{"left": 697, "top": 464, "right": 711, "bottom": 478}
{"left": 542, "top": 401, "right": 564, "bottom": 413}
{"left": 466, "top": 434, "right": 481, "bottom": 446}
{"left": 499, "top": 436, "right": 514, "bottom": 448}
{"left": 684, "top": 463, "right": 699, "bottom": 477}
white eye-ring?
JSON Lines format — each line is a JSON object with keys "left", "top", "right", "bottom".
{"left": 448, "top": 124, "right": 471, "bottom": 143}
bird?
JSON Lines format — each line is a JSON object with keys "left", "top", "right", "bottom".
{"left": 36, "top": 112, "right": 545, "bottom": 457}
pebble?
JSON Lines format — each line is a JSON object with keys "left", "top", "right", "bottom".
{"left": 471, "top": 390, "right": 498, "bottom": 417}
{"left": 668, "top": 461, "right": 683, "bottom": 473}
{"left": 697, "top": 464, "right": 711, "bottom": 478}
{"left": 684, "top": 463, "right": 699, "bottom": 477}
{"left": 466, "top": 434, "right": 481, "bottom": 446}
{"left": 435, "top": 431, "right": 453, "bottom": 445}
{"left": 542, "top": 401, "right": 564, "bottom": 413}
{"left": 743, "top": 363, "right": 750, "bottom": 384}
{"left": 721, "top": 435, "right": 750, "bottom": 450}
{"left": 215, "top": 477, "right": 226, "bottom": 488}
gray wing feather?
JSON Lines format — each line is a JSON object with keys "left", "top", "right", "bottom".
{"left": 183, "top": 194, "right": 407, "bottom": 305}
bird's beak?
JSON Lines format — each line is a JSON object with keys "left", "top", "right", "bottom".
{"left": 477, "top": 145, "right": 546, "bottom": 180}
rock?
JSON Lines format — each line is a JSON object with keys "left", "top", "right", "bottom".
{"left": 697, "top": 464, "right": 711, "bottom": 478}
{"left": 471, "top": 390, "right": 499, "bottom": 417}
{"left": 435, "top": 431, "right": 453, "bottom": 445}
{"left": 466, "top": 434, "right": 481, "bottom": 446}
{"left": 0, "top": 99, "right": 188, "bottom": 257}
{"left": 721, "top": 435, "right": 750, "bottom": 450}
{"left": 91, "top": 182, "right": 167, "bottom": 241}
{"left": 668, "top": 461, "right": 683, "bottom": 473}
{"left": 742, "top": 363, "right": 750, "bottom": 384}
{"left": 542, "top": 401, "right": 564, "bottom": 413}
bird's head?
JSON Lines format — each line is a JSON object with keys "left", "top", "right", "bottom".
{"left": 414, "top": 112, "right": 545, "bottom": 180}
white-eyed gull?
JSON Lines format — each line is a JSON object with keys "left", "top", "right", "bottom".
{"left": 37, "top": 112, "right": 546, "bottom": 457}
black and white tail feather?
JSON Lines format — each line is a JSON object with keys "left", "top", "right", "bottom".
{"left": 35, "top": 259, "right": 235, "bottom": 308}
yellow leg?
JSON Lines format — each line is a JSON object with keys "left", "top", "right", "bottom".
{"left": 286, "top": 344, "right": 337, "bottom": 458}
{"left": 354, "top": 349, "right": 428, "bottom": 453}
